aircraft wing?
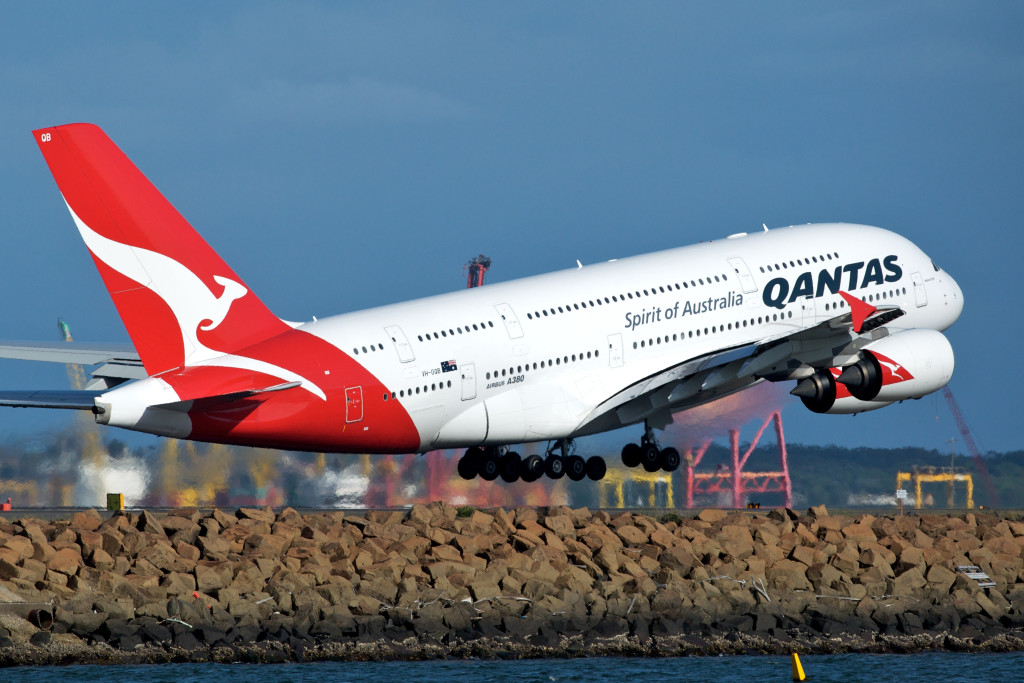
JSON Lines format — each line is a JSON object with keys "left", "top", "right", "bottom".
{"left": 580, "top": 298, "right": 906, "bottom": 433}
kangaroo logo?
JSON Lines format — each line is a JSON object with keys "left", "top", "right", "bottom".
{"left": 200, "top": 275, "right": 247, "bottom": 331}
{"left": 878, "top": 359, "right": 907, "bottom": 382}
{"left": 65, "top": 203, "right": 326, "bottom": 399}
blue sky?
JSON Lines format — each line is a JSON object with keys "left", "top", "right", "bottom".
{"left": 0, "top": 2, "right": 1020, "bottom": 456}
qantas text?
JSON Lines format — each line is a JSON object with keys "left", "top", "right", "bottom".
{"left": 761, "top": 255, "right": 903, "bottom": 310}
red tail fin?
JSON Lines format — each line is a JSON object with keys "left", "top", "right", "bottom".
{"left": 34, "top": 124, "right": 290, "bottom": 375}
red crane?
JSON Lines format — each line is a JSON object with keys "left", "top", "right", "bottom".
{"left": 465, "top": 255, "right": 491, "bottom": 288}
{"left": 943, "top": 387, "right": 999, "bottom": 506}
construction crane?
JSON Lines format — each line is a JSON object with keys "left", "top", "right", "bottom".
{"left": 896, "top": 466, "right": 974, "bottom": 509}
{"left": 465, "top": 255, "right": 491, "bottom": 288}
{"left": 943, "top": 387, "right": 998, "bottom": 506}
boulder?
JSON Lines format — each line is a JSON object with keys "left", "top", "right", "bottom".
{"left": 46, "top": 547, "right": 83, "bottom": 577}
{"left": 137, "top": 511, "right": 165, "bottom": 536}
{"left": 696, "top": 509, "right": 728, "bottom": 523}
{"left": 237, "top": 507, "right": 276, "bottom": 525}
{"left": 766, "top": 559, "right": 812, "bottom": 591}
{"left": 243, "top": 533, "right": 290, "bottom": 557}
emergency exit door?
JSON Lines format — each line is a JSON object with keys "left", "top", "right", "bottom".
{"left": 345, "top": 386, "right": 363, "bottom": 423}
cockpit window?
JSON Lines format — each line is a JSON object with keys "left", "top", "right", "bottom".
{"left": 932, "top": 260, "right": 940, "bottom": 272}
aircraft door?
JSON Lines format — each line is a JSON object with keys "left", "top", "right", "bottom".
{"left": 608, "top": 334, "right": 623, "bottom": 368}
{"left": 345, "top": 386, "right": 363, "bottom": 423}
{"left": 384, "top": 325, "right": 415, "bottom": 362}
{"left": 461, "top": 363, "right": 477, "bottom": 401}
{"left": 494, "top": 304, "right": 524, "bottom": 339}
{"left": 800, "top": 296, "right": 816, "bottom": 327}
{"left": 727, "top": 257, "right": 758, "bottom": 294}
{"left": 911, "top": 272, "right": 927, "bottom": 307}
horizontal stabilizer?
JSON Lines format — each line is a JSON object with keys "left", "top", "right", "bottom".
{"left": 0, "top": 390, "right": 102, "bottom": 410}
{"left": 157, "top": 380, "right": 302, "bottom": 411}
{"left": 0, "top": 340, "right": 140, "bottom": 365}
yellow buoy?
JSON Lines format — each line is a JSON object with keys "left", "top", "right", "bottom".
{"left": 791, "top": 652, "right": 806, "bottom": 681}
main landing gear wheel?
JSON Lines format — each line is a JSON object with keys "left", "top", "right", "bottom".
{"left": 585, "top": 455, "right": 607, "bottom": 481}
{"left": 544, "top": 454, "right": 565, "bottom": 479}
{"left": 565, "top": 455, "right": 586, "bottom": 481}
{"left": 621, "top": 421, "right": 680, "bottom": 474}
{"left": 521, "top": 454, "right": 545, "bottom": 482}
{"left": 479, "top": 450, "right": 500, "bottom": 481}
{"left": 457, "top": 446, "right": 483, "bottom": 480}
{"left": 659, "top": 447, "right": 681, "bottom": 472}
{"left": 640, "top": 443, "right": 660, "bottom": 472}
{"left": 499, "top": 452, "right": 522, "bottom": 483}
{"left": 621, "top": 443, "right": 641, "bottom": 468}
{"left": 542, "top": 439, "right": 606, "bottom": 481}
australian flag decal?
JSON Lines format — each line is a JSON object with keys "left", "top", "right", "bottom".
{"left": 441, "top": 360, "right": 458, "bottom": 373}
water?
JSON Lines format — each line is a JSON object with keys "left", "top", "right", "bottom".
{"left": 0, "top": 652, "right": 1021, "bottom": 683}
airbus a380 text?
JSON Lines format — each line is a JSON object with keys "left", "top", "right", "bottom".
{"left": 0, "top": 124, "right": 964, "bottom": 484}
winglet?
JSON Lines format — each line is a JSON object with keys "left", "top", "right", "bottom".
{"left": 839, "top": 291, "right": 877, "bottom": 333}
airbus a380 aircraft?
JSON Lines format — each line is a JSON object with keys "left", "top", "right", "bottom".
{"left": 0, "top": 124, "right": 964, "bottom": 484}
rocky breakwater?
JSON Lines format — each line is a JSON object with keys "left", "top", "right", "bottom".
{"left": 0, "top": 504, "right": 1021, "bottom": 663}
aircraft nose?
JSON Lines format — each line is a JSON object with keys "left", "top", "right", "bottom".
{"left": 946, "top": 273, "right": 964, "bottom": 324}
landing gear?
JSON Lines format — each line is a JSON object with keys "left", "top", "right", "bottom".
{"left": 521, "top": 454, "right": 545, "bottom": 482}
{"left": 458, "top": 446, "right": 517, "bottom": 481}
{"left": 544, "top": 452, "right": 565, "bottom": 479}
{"left": 479, "top": 450, "right": 500, "bottom": 481}
{"left": 621, "top": 421, "right": 681, "bottom": 473}
{"left": 585, "top": 455, "right": 607, "bottom": 481}
{"left": 566, "top": 454, "right": 586, "bottom": 481}
{"left": 456, "top": 439, "right": 607, "bottom": 482}
{"left": 544, "top": 439, "right": 607, "bottom": 481}
{"left": 498, "top": 451, "right": 522, "bottom": 483}
{"left": 457, "top": 446, "right": 484, "bottom": 480}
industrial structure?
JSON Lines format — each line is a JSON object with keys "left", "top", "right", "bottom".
{"left": 464, "top": 255, "right": 491, "bottom": 289}
{"left": 683, "top": 411, "right": 793, "bottom": 509}
{"left": 896, "top": 466, "right": 974, "bottom": 509}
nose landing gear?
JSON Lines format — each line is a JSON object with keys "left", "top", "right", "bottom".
{"left": 621, "top": 421, "right": 679, "bottom": 473}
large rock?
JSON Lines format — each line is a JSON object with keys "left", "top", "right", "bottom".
{"left": 47, "top": 547, "right": 83, "bottom": 577}
{"left": 195, "top": 561, "right": 233, "bottom": 592}
{"left": 137, "top": 511, "right": 166, "bottom": 536}
{"left": 237, "top": 507, "right": 276, "bottom": 525}
{"left": 766, "top": 559, "right": 812, "bottom": 591}
{"left": 243, "top": 533, "right": 290, "bottom": 557}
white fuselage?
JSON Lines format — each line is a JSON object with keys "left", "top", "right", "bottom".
{"left": 297, "top": 223, "right": 963, "bottom": 451}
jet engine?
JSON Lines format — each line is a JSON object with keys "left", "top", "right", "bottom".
{"left": 793, "top": 329, "right": 955, "bottom": 414}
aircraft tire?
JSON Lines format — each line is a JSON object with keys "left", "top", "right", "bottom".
{"left": 641, "top": 443, "right": 660, "bottom": 472}
{"left": 585, "top": 456, "right": 607, "bottom": 481}
{"left": 521, "top": 454, "right": 545, "bottom": 482}
{"left": 566, "top": 455, "right": 586, "bottom": 481}
{"left": 621, "top": 443, "right": 641, "bottom": 467}
{"left": 458, "top": 447, "right": 483, "bottom": 480}
{"left": 479, "top": 451, "right": 500, "bottom": 481}
{"left": 499, "top": 452, "right": 522, "bottom": 483}
{"left": 545, "top": 454, "right": 565, "bottom": 479}
{"left": 659, "top": 447, "right": 681, "bottom": 472}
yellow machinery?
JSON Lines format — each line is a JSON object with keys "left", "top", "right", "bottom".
{"left": 599, "top": 467, "right": 674, "bottom": 508}
{"left": 896, "top": 466, "right": 974, "bottom": 509}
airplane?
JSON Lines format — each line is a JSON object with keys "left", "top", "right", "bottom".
{"left": 0, "top": 123, "right": 964, "bottom": 484}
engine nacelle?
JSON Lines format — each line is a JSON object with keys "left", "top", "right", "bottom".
{"left": 794, "top": 329, "right": 955, "bottom": 414}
